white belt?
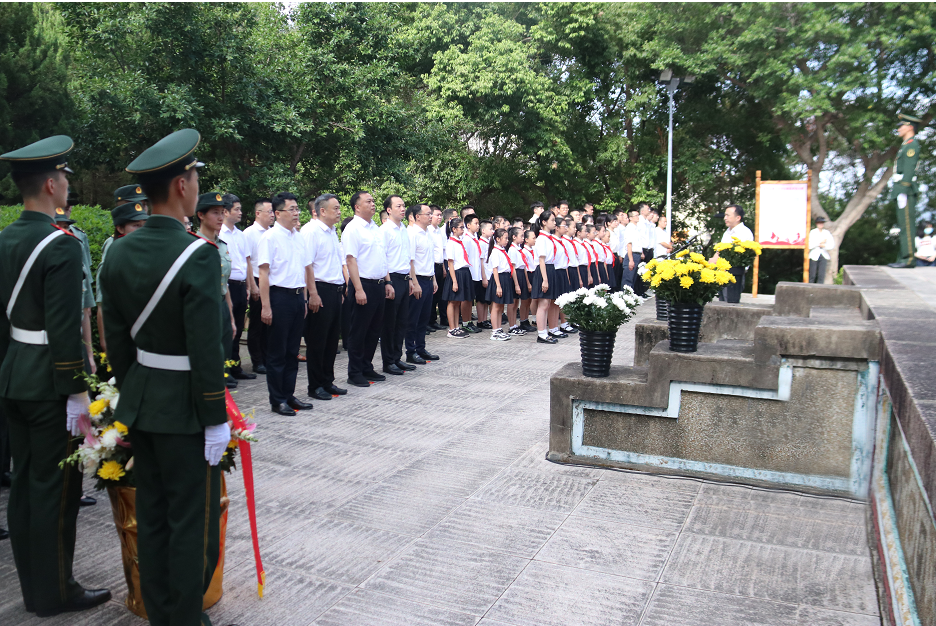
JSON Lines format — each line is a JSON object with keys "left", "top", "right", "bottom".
{"left": 136, "top": 348, "right": 191, "bottom": 371}
{"left": 11, "top": 326, "right": 48, "bottom": 345}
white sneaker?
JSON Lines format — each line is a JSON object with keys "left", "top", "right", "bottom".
{"left": 490, "top": 329, "right": 511, "bottom": 341}
{"left": 509, "top": 327, "right": 527, "bottom": 336}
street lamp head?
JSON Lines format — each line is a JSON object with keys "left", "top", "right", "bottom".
{"left": 683, "top": 75, "right": 695, "bottom": 84}
{"left": 659, "top": 68, "right": 672, "bottom": 82}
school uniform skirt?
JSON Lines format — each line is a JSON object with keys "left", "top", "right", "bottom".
{"left": 567, "top": 265, "right": 581, "bottom": 291}
{"left": 554, "top": 266, "right": 571, "bottom": 296}
{"left": 590, "top": 262, "right": 602, "bottom": 287}
{"left": 474, "top": 280, "right": 490, "bottom": 304}
{"left": 485, "top": 271, "right": 515, "bottom": 305}
{"left": 442, "top": 267, "right": 475, "bottom": 302}
{"left": 531, "top": 263, "right": 558, "bottom": 300}
{"left": 517, "top": 269, "right": 532, "bottom": 300}
{"left": 605, "top": 262, "right": 618, "bottom": 290}
{"left": 579, "top": 265, "right": 590, "bottom": 287}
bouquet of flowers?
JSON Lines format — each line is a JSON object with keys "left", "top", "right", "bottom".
{"left": 556, "top": 285, "right": 643, "bottom": 332}
{"left": 712, "top": 236, "right": 762, "bottom": 269}
{"left": 640, "top": 250, "right": 735, "bottom": 305}
{"left": 63, "top": 372, "right": 258, "bottom": 489}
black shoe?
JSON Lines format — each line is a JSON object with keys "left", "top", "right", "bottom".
{"left": 395, "top": 360, "right": 417, "bottom": 371}
{"left": 519, "top": 320, "right": 535, "bottom": 332}
{"left": 347, "top": 376, "right": 371, "bottom": 388}
{"left": 288, "top": 398, "right": 313, "bottom": 411}
{"left": 561, "top": 326, "right": 579, "bottom": 334}
{"left": 310, "top": 387, "right": 333, "bottom": 401}
{"left": 225, "top": 378, "right": 238, "bottom": 389}
{"left": 429, "top": 322, "right": 447, "bottom": 331}
{"left": 35, "top": 588, "right": 112, "bottom": 617}
{"left": 549, "top": 330, "right": 569, "bottom": 339}
{"left": 231, "top": 371, "right": 257, "bottom": 380}
{"left": 382, "top": 364, "right": 405, "bottom": 376}
{"left": 887, "top": 260, "right": 916, "bottom": 268}
{"left": 406, "top": 354, "right": 427, "bottom": 365}
{"left": 79, "top": 494, "right": 96, "bottom": 507}
{"left": 537, "top": 335, "right": 558, "bottom": 344}
{"left": 252, "top": 364, "right": 267, "bottom": 375}
{"left": 326, "top": 384, "right": 348, "bottom": 395}
{"left": 417, "top": 350, "right": 440, "bottom": 361}
{"left": 425, "top": 329, "right": 432, "bottom": 336}
{"left": 478, "top": 320, "right": 493, "bottom": 330}
{"left": 271, "top": 403, "right": 296, "bottom": 416}
{"left": 0, "top": 527, "right": 8, "bottom": 541}
{"left": 364, "top": 371, "right": 387, "bottom": 382}
{"left": 465, "top": 323, "right": 482, "bottom": 334}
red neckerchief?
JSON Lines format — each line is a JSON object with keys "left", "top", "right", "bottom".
{"left": 520, "top": 246, "right": 533, "bottom": 270}
{"left": 449, "top": 237, "right": 469, "bottom": 264}
{"left": 580, "top": 238, "right": 594, "bottom": 265}
{"left": 470, "top": 234, "right": 483, "bottom": 258}
{"left": 564, "top": 236, "right": 580, "bottom": 259}
{"left": 549, "top": 234, "right": 570, "bottom": 261}
{"left": 537, "top": 233, "right": 557, "bottom": 258}
{"left": 599, "top": 243, "right": 615, "bottom": 266}
{"left": 495, "top": 245, "right": 513, "bottom": 271}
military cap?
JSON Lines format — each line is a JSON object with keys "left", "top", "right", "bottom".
{"left": 0, "top": 135, "right": 74, "bottom": 174}
{"left": 196, "top": 192, "right": 226, "bottom": 214}
{"left": 111, "top": 201, "right": 149, "bottom": 227}
{"left": 898, "top": 113, "right": 923, "bottom": 129}
{"left": 114, "top": 184, "right": 147, "bottom": 205}
{"left": 126, "top": 129, "right": 204, "bottom": 182}
{"left": 54, "top": 206, "right": 75, "bottom": 225}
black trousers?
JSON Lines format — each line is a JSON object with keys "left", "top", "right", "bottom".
{"left": 2, "top": 397, "right": 82, "bottom": 614}
{"left": 406, "top": 275, "right": 434, "bottom": 356}
{"left": 266, "top": 287, "right": 305, "bottom": 406}
{"left": 246, "top": 290, "right": 267, "bottom": 369}
{"left": 228, "top": 280, "right": 248, "bottom": 372}
{"left": 305, "top": 282, "right": 343, "bottom": 391}
{"left": 433, "top": 262, "right": 447, "bottom": 325}
{"left": 613, "top": 255, "right": 625, "bottom": 290}
{"left": 381, "top": 273, "right": 410, "bottom": 367}
{"left": 809, "top": 256, "right": 828, "bottom": 283}
{"left": 132, "top": 429, "right": 220, "bottom": 626}
{"left": 347, "top": 279, "right": 386, "bottom": 378}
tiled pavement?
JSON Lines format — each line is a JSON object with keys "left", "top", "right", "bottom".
{"left": 0, "top": 302, "right": 880, "bottom": 625}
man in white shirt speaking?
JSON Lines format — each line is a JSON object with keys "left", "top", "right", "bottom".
{"left": 808, "top": 216, "right": 835, "bottom": 283}
{"left": 301, "top": 194, "right": 348, "bottom": 401}
{"left": 716, "top": 203, "right": 755, "bottom": 299}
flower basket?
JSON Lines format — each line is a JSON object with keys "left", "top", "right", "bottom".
{"left": 713, "top": 237, "right": 760, "bottom": 303}
{"left": 655, "top": 297, "right": 669, "bottom": 321}
{"left": 556, "top": 285, "right": 643, "bottom": 377}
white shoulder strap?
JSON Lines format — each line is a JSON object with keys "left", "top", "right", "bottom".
{"left": 6, "top": 229, "right": 66, "bottom": 319}
{"left": 131, "top": 238, "right": 208, "bottom": 339}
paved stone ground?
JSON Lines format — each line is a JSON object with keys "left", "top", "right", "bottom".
{"left": 0, "top": 301, "right": 880, "bottom": 625}
{"left": 882, "top": 265, "right": 936, "bottom": 308}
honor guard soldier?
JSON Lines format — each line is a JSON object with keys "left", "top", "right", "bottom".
{"left": 54, "top": 198, "right": 98, "bottom": 378}
{"left": 0, "top": 136, "right": 112, "bottom": 616}
{"left": 115, "top": 183, "right": 149, "bottom": 212}
{"left": 100, "top": 129, "right": 235, "bottom": 626}
{"left": 888, "top": 113, "right": 923, "bottom": 268}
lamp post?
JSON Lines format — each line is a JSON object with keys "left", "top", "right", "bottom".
{"left": 658, "top": 70, "right": 693, "bottom": 241}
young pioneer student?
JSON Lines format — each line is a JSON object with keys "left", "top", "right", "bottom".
{"left": 574, "top": 221, "right": 593, "bottom": 288}
{"left": 518, "top": 229, "right": 537, "bottom": 332}
{"left": 507, "top": 227, "right": 530, "bottom": 335}
{"left": 531, "top": 210, "right": 560, "bottom": 344}
{"left": 462, "top": 214, "right": 484, "bottom": 333}
{"left": 442, "top": 218, "right": 474, "bottom": 338}
{"left": 476, "top": 219, "right": 494, "bottom": 329}
{"left": 485, "top": 228, "right": 521, "bottom": 341}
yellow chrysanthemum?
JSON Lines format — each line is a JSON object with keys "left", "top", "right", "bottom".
{"left": 733, "top": 246, "right": 745, "bottom": 253}
{"left": 715, "top": 271, "right": 735, "bottom": 285}
{"left": 88, "top": 399, "right": 109, "bottom": 417}
{"left": 651, "top": 275, "right": 663, "bottom": 288}
{"left": 713, "top": 242, "right": 730, "bottom": 252}
{"left": 684, "top": 261, "right": 704, "bottom": 271}
{"left": 675, "top": 264, "right": 690, "bottom": 276}
{"left": 714, "top": 258, "right": 731, "bottom": 271}
{"left": 227, "top": 439, "right": 238, "bottom": 449}
{"left": 679, "top": 276, "right": 694, "bottom": 288}
{"left": 689, "top": 252, "right": 705, "bottom": 264}
{"left": 660, "top": 268, "right": 676, "bottom": 281}
{"left": 699, "top": 269, "right": 717, "bottom": 283}
{"left": 676, "top": 249, "right": 690, "bottom": 258}
{"left": 113, "top": 421, "right": 128, "bottom": 436}
{"left": 646, "top": 259, "right": 658, "bottom": 270}
{"left": 97, "top": 460, "right": 126, "bottom": 481}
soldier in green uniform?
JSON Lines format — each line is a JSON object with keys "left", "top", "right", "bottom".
{"left": 0, "top": 136, "right": 112, "bottom": 616}
{"left": 115, "top": 183, "right": 149, "bottom": 213}
{"left": 54, "top": 202, "right": 97, "bottom": 376}
{"left": 95, "top": 197, "right": 149, "bottom": 353}
{"left": 99, "top": 129, "right": 234, "bottom": 626}
{"left": 888, "top": 113, "right": 923, "bottom": 268}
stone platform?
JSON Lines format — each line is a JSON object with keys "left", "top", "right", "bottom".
{"left": 0, "top": 303, "right": 879, "bottom": 625}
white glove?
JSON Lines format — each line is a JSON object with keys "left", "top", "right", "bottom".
{"left": 66, "top": 392, "right": 89, "bottom": 437}
{"left": 204, "top": 423, "right": 231, "bottom": 466}
{"left": 898, "top": 194, "right": 908, "bottom": 209}
{"left": 892, "top": 173, "right": 903, "bottom": 183}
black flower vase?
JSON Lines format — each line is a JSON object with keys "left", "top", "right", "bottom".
{"left": 655, "top": 297, "right": 669, "bottom": 321}
{"left": 724, "top": 267, "right": 746, "bottom": 303}
{"left": 579, "top": 330, "right": 616, "bottom": 377}
{"left": 667, "top": 302, "right": 704, "bottom": 352}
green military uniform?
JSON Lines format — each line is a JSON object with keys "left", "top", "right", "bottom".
{"left": 0, "top": 137, "right": 107, "bottom": 616}
{"left": 196, "top": 192, "right": 234, "bottom": 360}
{"left": 100, "top": 130, "right": 226, "bottom": 626}
{"left": 54, "top": 207, "right": 96, "bottom": 312}
{"left": 95, "top": 200, "right": 148, "bottom": 305}
{"left": 889, "top": 113, "right": 923, "bottom": 267}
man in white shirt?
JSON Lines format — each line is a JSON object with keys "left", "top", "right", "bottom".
{"left": 715, "top": 203, "right": 755, "bottom": 299}
{"left": 343, "top": 191, "right": 394, "bottom": 387}
{"left": 405, "top": 204, "right": 440, "bottom": 364}
{"left": 528, "top": 201, "right": 544, "bottom": 224}
{"left": 244, "top": 198, "right": 273, "bottom": 374}
{"left": 220, "top": 193, "right": 256, "bottom": 381}
{"left": 380, "top": 195, "right": 418, "bottom": 376}
{"left": 428, "top": 205, "right": 447, "bottom": 329}
{"left": 257, "top": 192, "right": 313, "bottom": 416}
{"left": 637, "top": 202, "right": 656, "bottom": 263}
{"left": 301, "top": 194, "right": 347, "bottom": 400}
{"left": 808, "top": 216, "right": 836, "bottom": 283}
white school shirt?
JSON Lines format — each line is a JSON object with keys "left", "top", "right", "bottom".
{"left": 808, "top": 228, "right": 836, "bottom": 261}
{"left": 342, "top": 215, "right": 389, "bottom": 280}
{"left": 408, "top": 225, "right": 434, "bottom": 276}
{"left": 722, "top": 223, "right": 754, "bottom": 244}
{"left": 533, "top": 233, "right": 557, "bottom": 264}
{"left": 428, "top": 224, "right": 446, "bottom": 264}
{"left": 562, "top": 236, "right": 581, "bottom": 267}
{"left": 464, "top": 233, "right": 483, "bottom": 280}
{"left": 489, "top": 245, "right": 513, "bottom": 275}
{"left": 381, "top": 219, "right": 412, "bottom": 275}
{"left": 479, "top": 236, "right": 492, "bottom": 279}
{"left": 220, "top": 223, "right": 249, "bottom": 281}
{"left": 654, "top": 227, "right": 671, "bottom": 258}
{"left": 574, "top": 237, "right": 591, "bottom": 266}
{"left": 244, "top": 221, "right": 269, "bottom": 279}
{"left": 552, "top": 235, "right": 570, "bottom": 270}
{"left": 301, "top": 218, "right": 344, "bottom": 285}
{"left": 508, "top": 245, "right": 524, "bottom": 273}
{"left": 520, "top": 246, "right": 535, "bottom": 272}
{"left": 257, "top": 222, "right": 310, "bottom": 289}
{"left": 445, "top": 236, "right": 470, "bottom": 271}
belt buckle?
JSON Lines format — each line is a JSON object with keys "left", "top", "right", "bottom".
{"left": 377, "top": 279, "right": 386, "bottom": 285}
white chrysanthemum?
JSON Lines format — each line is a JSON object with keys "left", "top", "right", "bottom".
{"left": 100, "top": 428, "right": 120, "bottom": 450}
{"left": 576, "top": 287, "right": 588, "bottom": 296}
